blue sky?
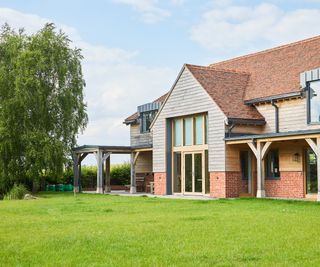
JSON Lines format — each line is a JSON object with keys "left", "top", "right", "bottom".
{"left": 0, "top": 0, "right": 319, "bottom": 164}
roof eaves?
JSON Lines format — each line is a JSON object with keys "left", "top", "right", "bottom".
{"left": 227, "top": 117, "right": 266, "bottom": 126}
{"left": 244, "top": 91, "right": 303, "bottom": 105}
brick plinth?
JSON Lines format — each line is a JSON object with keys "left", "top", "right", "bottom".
{"left": 210, "top": 172, "right": 226, "bottom": 198}
{"left": 265, "top": 171, "right": 304, "bottom": 199}
{"left": 210, "top": 171, "right": 243, "bottom": 198}
{"left": 154, "top": 172, "right": 166, "bottom": 195}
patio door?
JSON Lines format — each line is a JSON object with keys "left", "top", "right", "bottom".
{"left": 306, "top": 149, "right": 317, "bottom": 194}
{"left": 183, "top": 151, "right": 204, "bottom": 194}
{"left": 240, "top": 150, "right": 254, "bottom": 196}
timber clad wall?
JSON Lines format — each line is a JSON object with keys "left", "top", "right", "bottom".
{"left": 135, "top": 151, "right": 152, "bottom": 173}
{"left": 130, "top": 124, "right": 152, "bottom": 147}
{"left": 152, "top": 67, "right": 226, "bottom": 173}
{"left": 256, "top": 98, "right": 320, "bottom": 134}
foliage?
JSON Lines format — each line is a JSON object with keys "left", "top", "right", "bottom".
{"left": 110, "top": 162, "right": 130, "bottom": 185}
{"left": 3, "top": 183, "right": 29, "bottom": 200}
{"left": 42, "top": 162, "right": 130, "bottom": 188}
{"left": 1, "top": 194, "right": 320, "bottom": 266}
{"left": 0, "top": 23, "right": 88, "bottom": 195}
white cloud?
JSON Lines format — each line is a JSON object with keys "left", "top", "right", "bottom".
{"left": 0, "top": 7, "right": 174, "bottom": 163}
{"left": 112, "top": 0, "right": 170, "bottom": 23}
{"left": 191, "top": 2, "right": 320, "bottom": 56}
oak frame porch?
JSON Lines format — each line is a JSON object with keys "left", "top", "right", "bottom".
{"left": 72, "top": 145, "right": 149, "bottom": 194}
{"left": 226, "top": 129, "right": 320, "bottom": 201}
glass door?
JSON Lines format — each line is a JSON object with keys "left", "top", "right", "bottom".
{"left": 183, "top": 152, "right": 204, "bottom": 194}
{"left": 184, "top": 153, "right": 193, "bottom": 193}
{"left": 306, "top": 149, "right": 317, "bottom": 194}
{"left": 194, "top": 153, "right": 203, "bottom": 193}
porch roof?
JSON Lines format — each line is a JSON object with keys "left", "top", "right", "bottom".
{"left": 225, "top": 129, "right": 320, "bottom": 144}
{"left": 73, "top": 144, "right": 152, "bottom": 154}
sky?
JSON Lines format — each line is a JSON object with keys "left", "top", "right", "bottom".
{"left": 0, "top": 0, "right": 319, "bottom": 165}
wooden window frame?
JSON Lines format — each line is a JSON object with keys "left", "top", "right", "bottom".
{"left": 265, "top": 149, "right": 281, "bottom": 180}
{"left": 171, "top": 113, "right": 209, "bottom": 196}
{"left": 307, "top": 79, "right": 320, "bottom": 125}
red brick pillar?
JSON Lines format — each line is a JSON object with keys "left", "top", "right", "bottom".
{"left": 154, "top": 172, "right": 166, "bottom": 195}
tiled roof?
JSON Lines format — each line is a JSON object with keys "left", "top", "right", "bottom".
{"left": 124, "top": 93, "right": 168, "bottom": 124}
{"left": 125, "top": 36, "right": 320, "bottom": 123}
{"left": 186, "top": 64, "right": 264, "bottom": 120}
{"left": 210, "top": 35, "right": 320, "bottom": 101}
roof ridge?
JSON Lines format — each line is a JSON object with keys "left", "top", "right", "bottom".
{"left": 186, "top": 63, "right": 251, "bottom": 75}
{"left": 210, "top": 35, "right": 320, "bottom": 66}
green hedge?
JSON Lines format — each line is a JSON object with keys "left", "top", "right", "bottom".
{"left": 44, "top": 162, "right": 130, "bottom": 188}
{"left": 110, "top": 163, "right": 130, "bottom": 185}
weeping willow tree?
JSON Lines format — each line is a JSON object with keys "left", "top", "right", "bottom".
{"left": 0, "top": 23, "right": 88, "bottom": 194}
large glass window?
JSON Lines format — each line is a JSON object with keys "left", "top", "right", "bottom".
{"left": 240, "top": 151, "right": 249, "bottom": 180}
{"left": 265, "top": 149, "right": 280, "bottom": 179}
{"left": 205, "top": 150, "right": 209, "bottom": 194}
{"left": 308, "top": 80, "right": 320, "bottom": 123}
{"left": 205, "top": 115, "right": 208, "bottom": 144}
{"left": 140, "top": 111, "right": 157, "bottom": 133}
{"left": 173, "top": 152, "right": 182, "bottom": 193}
{"left": 195, "top": 116, "right": 203, "bottom": 145}
{"left": 173, "top": 114, "right": 208, "bottom": 147}
{"left": 174, "top": 119, "right": 182, "bottom": 146}
{"left": 184, "top": 118, "right": 192, "bottom": 146}
{"left": 306, "top": 149, "right": 317, "bottom": 194}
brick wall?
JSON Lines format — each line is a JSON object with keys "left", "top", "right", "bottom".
{"left": 210, "top": 172, "right": 226, "bottom": 198}
{"left": 210, "top": 171, "right": 245, "bottom": 198}
{"left": 265, "top": 171, "right": 304, "bottom": 198}
{"left": 154, "top": 172, "right": 166, "bottom": 195}
{"left": 226, "top": 171, "right": 242, "bottom": 198}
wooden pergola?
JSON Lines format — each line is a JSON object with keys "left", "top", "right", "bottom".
{"left": 72, "top": 145, "right": 151, "bottom": 194}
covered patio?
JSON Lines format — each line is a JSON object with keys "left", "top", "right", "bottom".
{"left": 72, "top": 145, "right": 150, "bottom": 194}
{"left": 225, "top": 129, "right": 320, "bottom": 200}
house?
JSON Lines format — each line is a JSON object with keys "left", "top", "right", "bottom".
{"left": 74, "top": 35, "right": 320, "bottom": 200}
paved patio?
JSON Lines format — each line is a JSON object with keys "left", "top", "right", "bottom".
{"left": 83, "top": 190, "right": 215, "bottom": 200}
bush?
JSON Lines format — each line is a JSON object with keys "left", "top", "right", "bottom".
{"left": 110, "top": 162, "right": 130, "bottom": 185}
{"left": 4, "top": 184, "right": 29, "bottom": 200}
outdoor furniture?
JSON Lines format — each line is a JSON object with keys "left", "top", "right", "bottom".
{"left": 147, "top": 182, "right": 154, "bottom": 194}
{"left": 136, "top": 175, "right": 145, "bottom": 192}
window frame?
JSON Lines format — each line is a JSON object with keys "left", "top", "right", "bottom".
{"left": 140, "top": 110, "right": 157, "bottom": 133}
{"left": 307, "top": 79, "right": 320, "bottom": 125}
{"left": 172, "top": 113, "right": 208, "bottom": 148}
{"left": 265, "top": 149, "right": 281, "bottom": 180}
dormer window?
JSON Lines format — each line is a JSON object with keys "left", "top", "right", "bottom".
{"left": 307, "top": 80, "right": 320, "bottom": 124}
{"left": 140, "top": 110, "right": 157, "bottom": 133}
{"left": 137, "top": 102, "right": 161, "bottom": 133}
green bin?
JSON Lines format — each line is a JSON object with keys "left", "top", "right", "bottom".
{"left": 64, "top": 184, "right": 73, "bottom": 192}
{"left": 46, "top": 184, "right": 56, "bottom": 192}
{"left": 56, "top": 184, "right": 64, "bottom": 192}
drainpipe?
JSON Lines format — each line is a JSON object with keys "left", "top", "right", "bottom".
{"left": 271, "top": 100, "right": 279, "bottom": 133}
{"left": 228, "top": 124, "right": 236, "bottom": 137}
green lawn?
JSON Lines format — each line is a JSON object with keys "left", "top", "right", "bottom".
{"left": 1, "top": 193, "right": 320, "bottom": 266}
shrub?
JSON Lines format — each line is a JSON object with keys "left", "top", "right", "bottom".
{"left": 110, "top": 162, "right": 130, "bottom": 185}
{"left": 4, "top": 184, "right": 29, "bottom": 200}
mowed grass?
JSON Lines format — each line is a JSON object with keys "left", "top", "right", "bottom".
{"left": 1, "top": 193, "right": 320, "bottom": 266}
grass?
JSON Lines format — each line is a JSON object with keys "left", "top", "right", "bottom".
{"left": 1, "top": 193, "right": 320, "bottom": 266}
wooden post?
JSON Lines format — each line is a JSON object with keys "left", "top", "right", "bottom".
{"left": 256, "top": 142, "right": 265, "bottom": 198}
{"left": 247, "top": 141, "right": 272, "bottom": 198}
{"left": 95, "top": 150, "right": 104, "bottom": 194}
{"left": 105, "top": 156, "right": 111, "bottom": 192}
{"left": 130, "top": 152, "right": 136, "bottom": 194}
{"left": 130, "top": 152, "right": 140, "bottom": 194}
{"left": 73, "top": 153, "right": 80, "bottom": 193}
